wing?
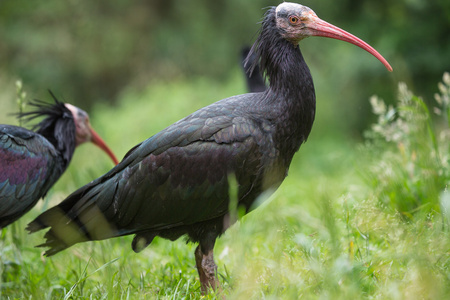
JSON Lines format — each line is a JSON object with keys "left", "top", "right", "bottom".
{"left": 28, "top": 95, "right": 279, "bottom": 254}
{"left": 0, "top": 125, "right": 61, "bottom": 228}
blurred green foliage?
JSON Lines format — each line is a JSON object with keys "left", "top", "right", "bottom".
{"left": 362, "top": 73, "right": 450, "bottom": 216}
{"left": 0, "top": 0, "right": 449, "bottom": 133}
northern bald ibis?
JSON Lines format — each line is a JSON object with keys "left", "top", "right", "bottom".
{"left": 28, "top": 3, "right": 392, "bottom": 293}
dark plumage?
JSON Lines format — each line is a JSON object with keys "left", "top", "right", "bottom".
{"left": 241, "top": 46, "right": 267, "bottom": 93}
{"left": 0, "top": 91, "right": 118, "bottom": 229}
{"left": 27, "top": 3, "right": 392, "bottom": 293}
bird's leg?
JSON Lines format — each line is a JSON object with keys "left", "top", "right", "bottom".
{"left": 195, "top": 240, "right": 220, "bottom": 294}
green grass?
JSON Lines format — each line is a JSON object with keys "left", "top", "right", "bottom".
{"left": 1, "top": 72, "right": 450, "bottom": 299}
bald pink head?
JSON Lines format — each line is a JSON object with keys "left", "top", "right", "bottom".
{"left": 65, "top": 103, "right": 119, "bottom": 165}
{"left": 275, "top": 2, "right": 392, "bottom": 71}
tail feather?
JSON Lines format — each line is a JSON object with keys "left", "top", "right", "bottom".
{"left": 38, "top": 230, "right": 71, "bottom": 257}
{"left": 26, "top": 172, "right": 124, "bottom": 256}
{"left": 27, "top": 201, "right": 119, "bottom": 256}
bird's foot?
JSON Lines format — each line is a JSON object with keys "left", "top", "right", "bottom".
{"left": 195, "top": 245, "right": 221, "bottom": 294}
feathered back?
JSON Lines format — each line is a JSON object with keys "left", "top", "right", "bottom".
{"left": 18, "top": 91, "right": 76, "bottom": 166}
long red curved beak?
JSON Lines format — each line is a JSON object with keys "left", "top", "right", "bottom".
{"left": 307, "top": 16, "right": 393, "bottom": 72}
{"left": 89, "top": 126, "right": 119, "bottom": 165}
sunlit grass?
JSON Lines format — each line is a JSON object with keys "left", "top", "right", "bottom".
{"left": 1, "top": 73, "right": 450, "bottom": 298}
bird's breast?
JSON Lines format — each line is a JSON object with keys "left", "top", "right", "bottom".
{"left": 261, "top": 159, "right": 288, "bottom": 192}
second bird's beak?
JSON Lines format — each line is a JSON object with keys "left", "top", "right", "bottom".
{"left": 88, "top": 125, "right": 120, "bottom": 165}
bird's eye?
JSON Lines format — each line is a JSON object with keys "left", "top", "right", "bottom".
{"left": 289, "top": 15, "right": 300, "bottom": 25}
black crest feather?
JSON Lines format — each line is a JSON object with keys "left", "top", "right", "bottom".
{"left": 245, "top": 7, "right": 278, "bottom": 83}
{"left": 17, "top": 90, "right": 76, "bottom": 165}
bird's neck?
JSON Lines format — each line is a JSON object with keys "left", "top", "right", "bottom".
{"left": 265, "top": 42, "right": 315, "bottom": 102}
{"left": 258, "top": 38, "right": 316, "bottom": 155}
{"left": 249, "top": 10, "right": 316, "bottom": 151}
